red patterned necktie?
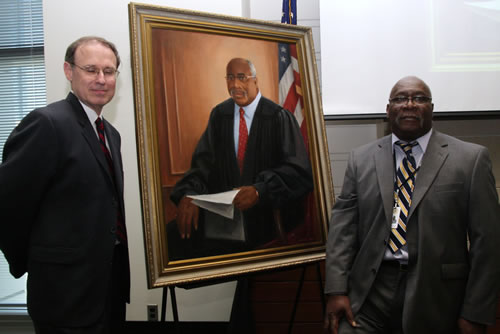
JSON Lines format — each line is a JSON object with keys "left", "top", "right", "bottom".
{"left": 237, "top": 108, "right": 248, "bottom": 173}
{"left": 95, "top": 117, "right": 127, "bottom": 243}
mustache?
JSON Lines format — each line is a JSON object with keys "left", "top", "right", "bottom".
{"left": 229, "top": 89, "right": 247, "bottom": 97}
{"left": 395, "top": 112, "right": 424, "bottom": 126}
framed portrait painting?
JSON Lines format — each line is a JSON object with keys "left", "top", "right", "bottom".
{"left": 129, "top": 2, "right": 333, "bottom": 288}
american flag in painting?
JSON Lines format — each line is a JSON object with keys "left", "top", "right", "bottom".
{"left": 278, "top": 43, "right": 305, "bottom": 138}
{"left": 279, "top": 0, "right": 316, "bottom": 244}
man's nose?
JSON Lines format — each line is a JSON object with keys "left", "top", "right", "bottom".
{"left": 404, "top": 98, "right": 418, "bottom": 107}
{"left": 231, "top": 79, "right": 243, "bottom": 88}
{"left": 95, "top": 71, "right": 106, "bottom": 83}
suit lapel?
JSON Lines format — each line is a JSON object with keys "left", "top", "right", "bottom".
{"left": 66, "top": 93, "right": 114, "bottom": 183}
{"left": 374, "top": 136, "right": 395, "bottom": 226}
{"left": 408, "top": 131, "right": 449, "bottom": 218}
{"left": 104, "top": 120, "right": 123, "bottom": 194}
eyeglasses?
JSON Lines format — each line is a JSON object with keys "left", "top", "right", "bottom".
{"left": 389, "top": 96, "right": 432, "bottom": 105}
{"left": 70, "top": 63, "right": 119, "bottom": 78}
{"left": 225, "top": 74, "right": 255, "bottom": 82}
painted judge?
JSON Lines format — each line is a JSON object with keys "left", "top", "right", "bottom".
{"left": 168, "top": 57, "right": 313, "bottom": 259}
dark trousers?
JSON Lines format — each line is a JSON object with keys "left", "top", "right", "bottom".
{"left": 33, "top": 244, "right": 127, "bottom": 334}
{"left": 339, "top": 261, "right": 408, "bottom": 334}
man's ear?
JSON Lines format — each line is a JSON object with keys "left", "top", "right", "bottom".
{"left": 63, "top": 62, "right": 73, "bottom": 82}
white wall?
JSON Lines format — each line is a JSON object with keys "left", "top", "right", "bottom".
{"left": 42, "top": 0, "right": 321, "bottom": 322}
{"left": 249, "top": 0, "right": 322, "bottom": 79}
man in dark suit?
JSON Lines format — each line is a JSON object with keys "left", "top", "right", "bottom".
{"left": 169, "top": 57, "right": 313, "bottom": 259}
{"left": 0, "top": 36, "right": 129, "bottom": 334}
{"left": 324, "top": 76, "right": 500, "bottom": 334}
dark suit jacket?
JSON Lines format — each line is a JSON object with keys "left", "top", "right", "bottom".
{"left": 325, "top": 131, "right": 500, "bottom": 333}
{"left": 0, "top": 93, "right": 130, "bottom": 326}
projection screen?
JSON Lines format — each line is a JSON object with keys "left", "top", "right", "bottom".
{"left": 320, "top": 0, "right": 500, "bottom": 118}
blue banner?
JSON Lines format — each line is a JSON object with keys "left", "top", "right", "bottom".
{"left": 281, "top": 0, "right": 297, "bottom": 25}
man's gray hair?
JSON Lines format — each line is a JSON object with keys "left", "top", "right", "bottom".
{"left": 246, "top": 59, "right": 257, "bottom": 77}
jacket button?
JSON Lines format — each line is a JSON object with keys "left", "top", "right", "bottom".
{"left": 371, "top": 268, "right": 377, "bottom": 275}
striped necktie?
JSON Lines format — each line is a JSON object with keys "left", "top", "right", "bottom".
{"left": 389, "top": 141, "right": 418, "bottom": 253}
{"left": 95, "top": 117, "right": 127, "bottom": 243}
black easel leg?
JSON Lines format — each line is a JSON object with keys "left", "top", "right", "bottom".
{"left": 161, "top": 287, "right": 168, "bottom": 322}
{"left": 170, "top": 286, "right": 181, "bottom": 334}
{"left": 228, "top": 278, "right": 253, "bottom": 334}
{"left": 316, "top": 262, "right": 325, "bottom": 310}
{"left": 288, "top": 266, "right": 306, "bottom": 334}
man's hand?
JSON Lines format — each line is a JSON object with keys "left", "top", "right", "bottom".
{"left": 324, "top": 295, "right": 357, "bottom": 334}
{"left": 233, "top": 186, "right": 259, "bottom": 211}
{"left": 176, "top": 196, "right": 199, "bottom": 239}
{"left": 458, "top": 318, "right": 486, "bottom": 334}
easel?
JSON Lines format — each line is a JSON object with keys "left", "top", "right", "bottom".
{"left": 160, "top": 277, "right": 235, "bottom": 333}
{"left": 159, "top": 261, "right": 325, "bottom": 334}
{"left": 287, "top": 261, "right": 325, "bottom": 334}
{"left": 161, "top": 285, "right": 180, "bottom": 333}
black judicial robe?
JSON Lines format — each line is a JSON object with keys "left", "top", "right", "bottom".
{"left": 170, "top": 97, "right": 313, "bottom": 258}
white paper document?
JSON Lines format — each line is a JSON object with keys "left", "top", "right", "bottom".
{"left": 187, "top": 189, "right": 240, "bottom": 219}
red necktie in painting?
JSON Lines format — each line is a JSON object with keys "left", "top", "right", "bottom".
{"left": 95, "top": 117, "right": 127, "bottom": 243}
{"left": 237, "top": 108, "right": 248, "bottom": 173}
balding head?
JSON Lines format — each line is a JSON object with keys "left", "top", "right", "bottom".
{"left": 386, "top": 76, "right": 434, "bottom": 141}
{"left": 389, "top": 76, "right": 432, "bottom": 100}
{"left": 225, "top": 58, "right": 259, "bottom": 106}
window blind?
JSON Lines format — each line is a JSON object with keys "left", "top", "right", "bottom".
{"left": 0, "top": 0, "right": 45, "bottom": 306}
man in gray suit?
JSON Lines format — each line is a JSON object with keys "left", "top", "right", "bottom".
{"left": 0, "top": 36, "right": 129, "bottom": 333}
{"left": 324, "top": 76, "right": 500, "bottom": 334}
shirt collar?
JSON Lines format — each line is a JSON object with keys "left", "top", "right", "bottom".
{"left": 234, "top": 91, "right": 262, "bottom": 116}
{"left": 73, "top": 93, "right": 102, "bottom": 135}
{"left": 75, "top": 96, "right": 102, "bottom": 126}
{"left": 391, "top": 128, "right": 432, "bottom": 154}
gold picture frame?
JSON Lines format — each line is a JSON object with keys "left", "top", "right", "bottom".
{"left": 129, "top": 2, "right": 333, "bottom": 288}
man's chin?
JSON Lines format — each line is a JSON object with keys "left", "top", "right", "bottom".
{"left": 396, "top": 119, "right": 423, "bottom": 131}
{"left": 92, "top": 95, "right": 112, "bottom": 103}
{"left": 394, "top": 127, "right": 423, "bottom": 141}
{"left": 232, "top": 97, "right": 249, "bottom": 106}
{"left": 88, "top": 97, "right": 112, "bottom": 111}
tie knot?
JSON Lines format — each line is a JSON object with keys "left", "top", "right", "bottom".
{"left": 239, "top": 108, "right": 245, "bottom": 117}
{"left": 396, "top": 140, "right": 418, "bottom": 155}
{"left": 95, "top": 117, "right": 104, "bottom": 131}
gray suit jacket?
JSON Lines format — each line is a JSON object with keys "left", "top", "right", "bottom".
{"left": 0, "top": 93, "right": 130, "bottom": 326}
{"left": 325, "top": 130, "right": 500, "bottom": 333}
